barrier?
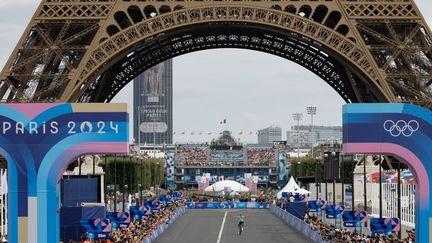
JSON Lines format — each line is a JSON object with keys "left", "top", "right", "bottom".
{"left": 142, "top": 207, "right": 186, "bottom": 243}
{"left": 270, "top": 204, "right": 327, "bottom": 243}
{"left": 185, "top": 201, "right": 269, "bottom": 209}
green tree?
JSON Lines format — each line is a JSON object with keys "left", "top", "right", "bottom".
{"left": 101, "top": 156, "right": 164, "bottom": 191}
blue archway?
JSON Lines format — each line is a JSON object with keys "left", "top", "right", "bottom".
{"left": 343, "top": 104, "right": 431, "bottom": 242}
{"left": 0, "top": 103, "right": 128, "bottom": 243}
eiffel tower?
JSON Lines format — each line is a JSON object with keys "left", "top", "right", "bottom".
{"left": 0, "top": 0, "right": 431, "bottom": 107}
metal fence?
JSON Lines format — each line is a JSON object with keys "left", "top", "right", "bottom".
{"left": 370, "top": 183, "right": 415, "bottom": 227}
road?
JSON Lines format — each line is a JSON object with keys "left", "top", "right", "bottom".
{"left": 155, "top": 209, "right": 312, "bottom": 243}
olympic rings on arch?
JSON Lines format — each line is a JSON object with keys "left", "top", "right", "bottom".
{"left": 383, "top": 120, "right": 419, "bottom": 137}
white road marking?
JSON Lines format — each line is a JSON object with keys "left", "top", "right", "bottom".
{"left": 216, "top": 211, "right": 228, "bottom": 243}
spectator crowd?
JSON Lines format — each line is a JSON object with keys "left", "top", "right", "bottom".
{"left": 247, "top": 147, "right": 276, "bottom": 166}
{"left": 75, "top": 199, "right": 184, "bottom": 243}
{"left": 175, "top": 145, "right": 277, "bottom": 167}
{"left": 302, "top": 213, "right": 415, "bottom": 242}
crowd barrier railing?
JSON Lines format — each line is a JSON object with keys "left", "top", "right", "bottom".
{"left": 270, "top": 204, "right": 327, "bottom": 243}
{"left": 143, "top": 207, "right": 186, "bottom": 243}
{"left": 185, "top": 201, "right": 269, "bottom": 209}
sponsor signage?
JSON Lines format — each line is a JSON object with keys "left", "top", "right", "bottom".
{"left": 140, "top": 122, "right": 168, "bottom": 133}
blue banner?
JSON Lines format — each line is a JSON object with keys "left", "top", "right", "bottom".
{"left": 278, "top": 152, "right": 287, "bottom": 185}
{"left": 325, "top": 205, "right": 344, "bottom": 219}
{"left": 307, "top": 200, "right": 322, "bottom": 212}
{"left": 80, "top": 218, "right": 111, "bottom": 240}
{"left": 165, "top": 152, "right": 176, "bottom": 190}
{"left": 106, "top": 212, "right": 131, "bottom": 229}
{"left": 186, "top": 201, "right": 269, "bottom": 209}
{"left": 370, "top": 218, "right": 400, "bottom": 236}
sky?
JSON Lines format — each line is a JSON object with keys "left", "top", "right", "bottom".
{"left": 0, "top": 0, "right": 431, "bottom": 143}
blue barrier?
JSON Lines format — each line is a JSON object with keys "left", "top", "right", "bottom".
{"left": 270, "top": 204, "right": 327, "bottom": 243}
{"left": 185, "top": 201, "right": 269, "bottom": 209}
{"left": 142, "top": 207, "right": 186, "bottom": 243}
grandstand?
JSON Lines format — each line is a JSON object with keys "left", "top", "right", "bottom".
{"left": 174, "top": 131, "right": 283, "bottom": 188}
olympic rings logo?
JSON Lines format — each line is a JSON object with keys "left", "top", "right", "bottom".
{"left": 383, "top": 120, "right": 419, "bottom": 137}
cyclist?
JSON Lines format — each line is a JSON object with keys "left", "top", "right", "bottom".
{"left": 238, "top": 213, "right": 245, "bottom": 235}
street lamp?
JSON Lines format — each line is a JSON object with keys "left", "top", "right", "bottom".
{"left": 137, "top": 105, "right": 141, "bottom": 154}
{"left": 306, "top": 106, "right": 317, "bottom": 158}
{"left": 292, "top": 113, "right": 303, "bottom": 158}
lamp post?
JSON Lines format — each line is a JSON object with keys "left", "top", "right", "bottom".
{"left": 292, "top": 113, "right": 303, "bottom": 158}
{"left": 306, "top": 106, "right": 317, "bottom": 158}
{"left": 138, "top": 105, "right": 141, "bottom": 153}
{"left": 153, "top": 117, "right": 157, "bottom": 159}
{"left": 114, "top": 156, "right": 117, "bottom": 212}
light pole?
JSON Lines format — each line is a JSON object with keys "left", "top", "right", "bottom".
{"left": 306, "top": 106, "right": 317, "bottom": 158}
{"left": 153, "top": 117, "right": 157, "bottom": 159}
{"left": 292, "top": 113, "right": 303, "bottom": 158}
{"left": 138, "top": 105, "right": 141, "bottom": 154}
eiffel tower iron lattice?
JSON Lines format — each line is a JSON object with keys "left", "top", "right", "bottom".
{"left": 1, "top": 1, "right": 432, "bottom": 107}
{"left": 0, "top": 1, "right": 431, "bottom": 243}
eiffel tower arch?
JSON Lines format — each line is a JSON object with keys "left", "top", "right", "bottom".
{"left": 0, "top": 1, "right": 432, "bottom": 242}
{"left": 0, "top": 0, "right": 431, "bottom": 107}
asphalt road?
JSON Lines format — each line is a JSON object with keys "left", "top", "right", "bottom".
{"left": 155, "top": 209, "right": 312, "bottom": 243}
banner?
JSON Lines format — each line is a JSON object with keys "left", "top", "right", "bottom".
{"left": 165, "top": 152, "right": 176, "bottom": 189}
{"left": 307, "top": 200, "right": 322, "bottom": 212}
{"left": 278, "top": 152, "right": 287, "bottom": 185}
{"left": 80, "top": 218, "right": 111, "bottom": 240}
{"left": 106, "top": 212, "right": 131, "bottom": 229}
{"left": 341, "top": 211, "right": 367, "bottom": 227}
{"left": 370, "top": 218, "right": 400, "bottom": 236}
{"left": 325, "top": 205, "right": 344, "bottom": 219}
{"left": 185, "top": 201, "right": 269, "bottom": 209}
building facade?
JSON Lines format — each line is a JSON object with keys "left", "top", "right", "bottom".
{"left": 257, "top": 126, "right": 282, "bottom": 144}
{"left": 286, "top": 125, "right": 342, "bottom": 148}
{"left": 133, "top": 60, "right": 173, "bottom": 145}
{"left": 286, "top": 129, "right": 311, "bottom": 148}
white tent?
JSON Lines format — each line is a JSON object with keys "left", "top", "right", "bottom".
{"left": 204, "top": 180, "right": 250, "bottom": 193}
{"left": 277, "top": 177, "right": 311, "bottom": 199}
